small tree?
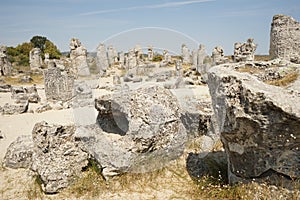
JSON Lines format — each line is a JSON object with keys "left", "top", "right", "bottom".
{"left": 44, "top": 40, "right": 61, "bottom": 59}
{"left": 30, "top": 36, "right": 47, "bottom": 52}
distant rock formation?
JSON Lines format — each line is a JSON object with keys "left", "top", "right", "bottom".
{"left": 96, "top": 43, "right": 109, "bottom": 75}
{"left": 69, "top": 38, "right": 90, "bottom": 76}
{"left": 29, "top": 48, "right": 43, "bottom": 70}
{"left": 270, "top": 14, "right": 300, "bottom": 63}
{"left": 0, "top": 45, "right": 11, "bottom": 76}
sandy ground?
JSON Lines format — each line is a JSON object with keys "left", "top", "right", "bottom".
{"left": 0, "top": 87, "right": 75, "bottom": 160}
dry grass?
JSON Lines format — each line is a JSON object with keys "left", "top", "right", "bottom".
{"left": 54, "top": 153, "right": 300, "bottom": 200}
{"left": 255, "top": 55, "right": 272, "bottom": 61}
{"left": 236, "top": 66, "right": 265, "bottom": 74}
{"left": 3, "top": 73, "right": 44, "bottom": 85}
{"left": 266, "top": 72, "right": 299, "bottom": 87}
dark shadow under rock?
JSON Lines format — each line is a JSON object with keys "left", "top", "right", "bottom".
{"left": 186, "top": 151, "right": 228, "bottom": 183}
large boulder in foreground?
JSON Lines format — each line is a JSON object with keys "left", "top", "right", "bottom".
{"left": 76, "top": 86, "right": 187, "bottom": 178}
{"left": 31, "top": 122, "right": 89, "bottom": 193}
{"left": 207, "top": 65, "right": 300, "bottom": 185}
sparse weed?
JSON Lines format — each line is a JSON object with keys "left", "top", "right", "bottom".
{"left": 266, "top": 71, "right": 299, "bottom": 87}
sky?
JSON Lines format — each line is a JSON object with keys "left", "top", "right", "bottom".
{"left": 0, "top": 0, "right": 299, "bottom": 55}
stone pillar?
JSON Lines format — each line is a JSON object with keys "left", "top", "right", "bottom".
{"left": 96, "top": 43, "right": 109, "bottom": 75}
{"left": 44, "top": 61, "right": 74, "bottom": 102}
{"left": 69, "top": 38, "right": 90, "bottom": 77}
{"left": 0, "top": 45, "right": 11, "bottom": 76}
{"left": 29, "top": 48, "right": 43, "bottom": 70}
{"left": 197, "top": 44, "right": 207, "bottom": 74}
{"left": 181, "top": 44, "right": 191, "bottom": 64}
{"left": 148, "top": 46, "right": 153, "bottom": 61}
{"left": 270, "top": 14, "right": 300, "bottom": 63}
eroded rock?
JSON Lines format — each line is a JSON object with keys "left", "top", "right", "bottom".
{"left": 31, "top": 122, "right": 89, "bottom": 193}
{"left": 4, "top": 135, "right": 34, "bottom": 169}
{"left": 270, "top": 14, "right": 300, "bottom": 63}
{"left": 207, "top": 65, "right": 300, "bottom": 185}
{"left": 1, "top": 101, "right": 28, "bottom": 115}
{"left": 76, "top": 86, "right": 187, "bottom": 178}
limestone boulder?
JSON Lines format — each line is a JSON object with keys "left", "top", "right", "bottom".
{"left": 31, "top": 122, "right": 89, "bottom": 193}
{"left": 4, "top": 135, "right": 34, "bottom": 169}
{"left": 1, "top": 101, "right": 28, "bottom": 115}
{"left": 207, "top": 65, "right": 300, "bottom": 185}
{"left": 76, "top": 86, "right": 187, "bottom": 178}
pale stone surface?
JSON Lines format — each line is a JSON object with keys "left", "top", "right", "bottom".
{"left": 44, "top": 62, "right": 74, "bottom": 102}
{"left": 107, "top": 45, "right": 117, "bottom": 66}
{"left": 127, "top": 48, "right": 137, "bottom": 69}
{"left": 69, "top": 38, "right": 90, "bottom": 76}
{"left": 196, "top": 44, "right": 208, "bottom": 74}
{"left": 163, "top": 50, "right": 171, "bottom": 63}
{"left": 270, "top": 14, "right": 300, "bottom": 63}
{"left": 29, "top": 48, "right": 43, "bottom": 70}
{"left": 212, "top": 46, "right": 227, "bottom": 65}
{"left": 31, "top": 121, "right": 89, "bottom": 193}
{"left": 11, "top": 85, "right": 40, "bottom": 103}
{"left": 181, "top": 44, "right": 191, "bottom": 64}
{"left": 96, "top": 43, "right": 109, "bottom": 75}
{"left": 44, "top": 53, "right": 50, "bottom": 66}
{"left": 0, "top": 45, "right": 11, "bottom": 76}
{"left": 233, "top": 38, "right": 257, "bottom": 62}
{"left": 76, "top": 86, "right": 187, "bottom": 178}
{"left": 1, "top": 101, "right": 28, "bottom": 115}
{"left": 207, "top": 65, "right": 300, "bottom": 185}
{"left": 4, "top": 135, "right": 34, "bottom": 169}
{"left": 135, "top": 45, "right": 143, "bottom": 65}
{"left": 148, "top": 45, "right": 154, "bottom": 61}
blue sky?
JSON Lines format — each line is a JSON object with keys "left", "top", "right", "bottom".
{"left": 0, "top": 0, "right": 299, "bottom": 55}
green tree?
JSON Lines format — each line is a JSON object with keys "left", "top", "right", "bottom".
{"left": 30, "top": 36, "right": 47, "bottom": 52}
{"left": 44, "top": 40, "right": 61, "bottom": 59}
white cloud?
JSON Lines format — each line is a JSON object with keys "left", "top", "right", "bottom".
{"left": 80, "top": 0, "right": 215, "bottom": 16}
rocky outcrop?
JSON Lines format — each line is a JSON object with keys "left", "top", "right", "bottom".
{"left": 207, "top": 65, "right": 300, "bottom": 185}
{"left": 0, "top": 45, "right": 12, "bottom": 76}
{"left": 270, "top": 14, "right": 300, "bottom": 63}
{"left": 1, "top": 101, "right": 28, "bottom": 115}
{"left": 76, "top": 86, "right": 187, "bottom": 178}
{"left": 31, "top": 122, "right": 89, "bottom": 193}
{"left": 4, "top": 135, "right": 34, "bottom": 169}
{"left": 69, "top": 38, "right": 90, "bottom": 76}
{"left": 29, "top": 48, "right": 43, "bottom": 70}
{"left": 11, "top": 85, "right": 40, "bottom": 103}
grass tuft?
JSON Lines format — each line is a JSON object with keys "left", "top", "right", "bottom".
{"left": 266, "top": 72, "right": 299, "bottom": 87}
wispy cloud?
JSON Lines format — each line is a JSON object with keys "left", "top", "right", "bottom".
{"left": 80, "top": 0, "right": 215, "bottom": 16}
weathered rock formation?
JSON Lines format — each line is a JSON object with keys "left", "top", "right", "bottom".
{"left": 11, "top": 85, "right": 40, "bottom": 103}
{"left": 1, "top": 101, "right": 28, "bottom": 115}
{"left": 182, "top": 44, "right": 191, "bottom": 64}
{"left": 69, "top": 38, "right": 90, "bottom": 76}
{"left": 212, "top": 46, "right": 227, "bottom": 65}
{"left": 31, "top": 122, "right": 89, "bottom": 193}
{"left": 76, "top": 86, "right": 187, "bottom": 178}
{"left": 96, "top": 43, "right": 109, "bottom": 75}
{"left": 234, "top": 38, "right": 257, "bottom": 62}
{"left": 4, "top": 135, "right": 34, "bottom": 169}
{"left": 270, "top": 14, "right": 300, "bottom": 63}
{"left": 29, "top": 48, "right": 43, "bottom": 70}
{"left": 207, "top": 65, "right": 300, "bottom": 185}
{"left": 44, "top": 61, "right": 74, "bottom": 102}
{"left": 0, "top": 45, "right": 11, "bottom": 76}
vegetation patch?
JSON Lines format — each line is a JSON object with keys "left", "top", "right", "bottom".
{"left": 266, "top": 71, "right": 299, "bottom": 87}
